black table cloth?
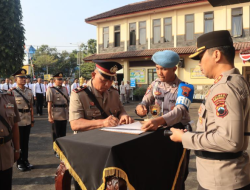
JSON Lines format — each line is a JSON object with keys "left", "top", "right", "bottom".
{"left": 54, "top": 128, "right": 187, "bottom": 190}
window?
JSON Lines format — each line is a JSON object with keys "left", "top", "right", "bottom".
{"left": 148, "top": 69, "right": 157, "bottom": 84}
{"left": 185, "top": 14, "right": 194, "bottom": 41}
{"left": 204, "top": 12, "right": 214, "bottom": 33}
{"left": 164, "top": 17, "right": 172, "bottom": 42}
{"left": 232, "top": 8, "right": 243, "bottom": 37}
{"left": 103, "top": 27, "right": 109, "bottom": 48}
{"left": 129, "top": 23, "right": 136, "bottom": 45}
{"left": 153, "top": 19, "right": 161, "bottom": 44}
{"left": 139, "top": 21, "right": 146, "bottom": 45}
{"left": 114, "top": 25, "right": 120, "bottom": 47}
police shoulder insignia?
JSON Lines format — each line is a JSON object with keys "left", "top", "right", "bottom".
{"left": 145, "top": 85, "right": 152, "bottom": 95}
{"left": 181, "top": 86, "right": 191, "bottom": 97}
{"left": 73, "top": 85, "right": 87, "bottom": 93}
{"left": 212, "top": 93, "right": 228, "bottom": 118}
{"left": 214, "top": 75, "right": 223, "bottom": 84}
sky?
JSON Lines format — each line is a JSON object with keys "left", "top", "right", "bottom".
{"left": 21, "top": 0, "right": 139, "bottom": 53}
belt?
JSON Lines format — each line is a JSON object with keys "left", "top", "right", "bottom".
{"left": 53, "top": 104, "right": 67, "bottom": 108}
{"left": 0, "top": 134, "right": 12, "bottom": 145}
{"left": 195, "top": 150, "right": 243, "bottom": 160}
{"left": 18, "top": 109, "right": 30, "bottom": 113}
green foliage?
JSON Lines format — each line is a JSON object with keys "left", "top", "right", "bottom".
{"left": 74, "top": 39, "right": 97, "bottom": 79}
{"left": 0, "top": 0, "right": 25, "bottom": 77}
{"left": 133, "top": 88, "right": 147, "bottom": 96}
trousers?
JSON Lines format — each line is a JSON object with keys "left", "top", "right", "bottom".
{"left": 198, "top": 183, "right": 250, "bottom": 190}
{"left": 36, "top": 93, "right": 44, "bottom": 115}
{"left": 52, "top": 120, "right": 67, "bottom": 142}
{"left": 0, "top": 167, "right": 12, "bottom": 190}
{"left": 17, "top": 125, "right": 31, "bottom": 165}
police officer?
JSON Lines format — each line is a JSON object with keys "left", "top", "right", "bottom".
{"left": 135, "top": 50, "right": 192, "bottom": 131}
{"left": 0, "top": 86, "right": 20, "bottom": 189}
{"left": 69, "top": 60, "right": 133, "bottom": 190}
{"left": 170, "top": 30, "right": 250, "bottom": 190}
{"left": 46, "top": 72, "right": 69, "bottom": 153}
{"left": 70, "top": 61, "right": 133, "bottom": 132}
{"left": 11, "top": 69, "right": 34, "bottom": 171}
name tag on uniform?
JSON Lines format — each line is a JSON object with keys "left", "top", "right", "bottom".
{"left": 90, "top": 105, "right": 97, "bottom": 109}
{"left": 5, "top": 103, "right": 14, "bottom": 109}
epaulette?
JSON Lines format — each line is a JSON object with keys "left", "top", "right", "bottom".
{"left": 73, "top": 85, "right": 87, "bottom": 93}
{"left": 110, "top": 86, "right": 118, "bottom": 91}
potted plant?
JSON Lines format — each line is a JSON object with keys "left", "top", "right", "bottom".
{"left": 133, "top": 88, "right": 147, "bottom": 101}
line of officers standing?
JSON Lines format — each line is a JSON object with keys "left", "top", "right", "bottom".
{"left": 1, "top": 30, "right": 250, "bottom": 190}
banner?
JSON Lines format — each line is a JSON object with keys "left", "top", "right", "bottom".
{"left": 130, "top": 68, "right": 146, "bottom": 83}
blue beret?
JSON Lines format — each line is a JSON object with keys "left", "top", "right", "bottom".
{"left": 152, "top": 50, "right": 180, "bottom": 68}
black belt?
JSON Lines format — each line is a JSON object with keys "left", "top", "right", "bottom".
{"left": 18, "top": 109, "right": 30, "bottom": 113}
{"left": 195, "top": 150, "right": 243, "bottom": 160}
{"left": 53, "top": 104, "right": 67, "bottom": 108}
{"left": 0, "top": 134, "right": 12, "bottom": 145}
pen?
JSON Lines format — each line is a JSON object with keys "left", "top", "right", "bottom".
{"left": 109, "top": 110, "right": 113, "bottom": 116}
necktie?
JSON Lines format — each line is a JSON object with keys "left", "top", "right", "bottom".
{"left": 45, "top": 85, "right": 47, "bottom": 92}
{"left": 28, "top": 84, "right": 29, "bottom": 88}
{"left": 39, "top": 83, "right": 42, "bottom": 93}
{"left": 7, "top": 84, "right": 9, "bottom": 89}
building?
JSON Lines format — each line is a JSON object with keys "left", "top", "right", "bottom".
{"left": 84, "top": 0, "right": 250, "bottom": 98}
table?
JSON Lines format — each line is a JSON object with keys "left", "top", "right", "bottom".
{"left": 54, "top": 128, "right": 188, "bottom": 190}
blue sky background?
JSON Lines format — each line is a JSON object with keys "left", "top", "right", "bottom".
{"left": 21, "top": 0, "right": 139, "bottom": 52}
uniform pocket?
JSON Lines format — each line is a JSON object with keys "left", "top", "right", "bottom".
{"left": 110, "top": 107, "right": 121, "bottom": 117}
{"left": 86, "top": 109, "right": 101, "bottom": 118}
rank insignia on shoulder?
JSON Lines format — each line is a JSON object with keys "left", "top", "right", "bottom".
{"left": 212, "top": 93, "right": 228, "bottom": 118}
{"left": 73, "top": 85, "right": 87, "bottom": 93}
{"left": 214, "top": 75, "right": 223, "bottom": 84}
{"left": 5, "top": 103, "right": 14, "bottom": 109}
{"left": 90, "top": 102, "right": 94, "bottom": 106}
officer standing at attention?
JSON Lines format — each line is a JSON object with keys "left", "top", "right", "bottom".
{"left": 11, "top": 69, "right": 34, "bottom": 171}
{"left": 0, "top": 84, "right": 20, "bottom": 189}
{"left": 70, "top": 61, "right": 133, "bottom": 132}
{"left": 135, "top": 50, "right": 193, "bottom": 131}
{"left": 170, "top": 30, "right": 250, "bottom": 190}
{"left": 46, "top": 73, "right": 69, "bottom": 151}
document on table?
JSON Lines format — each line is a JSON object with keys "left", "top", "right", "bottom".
{"left": 101, "top": 121, "right": 144, "bottom": 135}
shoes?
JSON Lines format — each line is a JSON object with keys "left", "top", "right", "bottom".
{"left": 17, "top": 163, "right": 31, "bottom": 172}
{"left": 24, "top": 160, "right": 34, "bottom": 169}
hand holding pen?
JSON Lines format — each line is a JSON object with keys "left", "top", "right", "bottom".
{"left": 103, "top": 110, "right": 119, "bottom": 127}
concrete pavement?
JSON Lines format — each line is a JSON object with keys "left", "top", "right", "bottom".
{"left": 11, "top": 101, "right": 250, "bottom": 190}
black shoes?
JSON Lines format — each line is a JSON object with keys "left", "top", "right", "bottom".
{"left": 24, "top": 160, "right": 34, "bottom": 169}
{"left": 17, "top": 160, "right": 34, "bottom": 171}
{"left": 17, "top": 163, "right": 30, "bottom": 172}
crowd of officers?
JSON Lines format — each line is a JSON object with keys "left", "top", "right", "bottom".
{"left": 1, "top": 30, "right": 250, "bottom": 190}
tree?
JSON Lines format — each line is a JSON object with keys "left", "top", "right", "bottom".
{"left": 33, "top": 45, "right": 58, "bottom": 75}
{"left": 75, "top": 39, "right": 97, "bottom": 79}
{"left": 0, "top": 0, "right": 25, "bottom": 77}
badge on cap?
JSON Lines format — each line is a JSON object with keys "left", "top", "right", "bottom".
{"left": 59, "top": 73, "right": 63, "bottom": 77}
{"left": 110, "top": 65, "right": 118, "bottom": 74}
{"left": 21, "top": 70, "right": 25, "bottom": 74}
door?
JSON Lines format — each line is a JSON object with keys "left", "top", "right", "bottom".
{"left": 242, "top": 66, "right": 250, "bottom": 84}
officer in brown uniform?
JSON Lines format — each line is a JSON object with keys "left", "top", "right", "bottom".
{"left": 69, "top": 61, "right": 133, "bottom": 190}
{"left": 46, "top": 72, "right": 69, "bottom": 153}
{"left": 170, "top": 30, "right": 250, "bottom": 190}
{"left": 70, "top": 61, "right": 133, "bottom": 132}
{"left": 11, "top": 69, "right": 34, "bottom": 171}
{"left": 0, "top": 86, "right": 20, "bottom": 189}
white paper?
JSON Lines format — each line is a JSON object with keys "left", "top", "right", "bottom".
{"left": 101, "top": 121, "right": 144, "bottom": 135}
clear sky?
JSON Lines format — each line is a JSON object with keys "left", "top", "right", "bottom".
{"left": 21, "top": 0, "right": 139, "bottom": 52}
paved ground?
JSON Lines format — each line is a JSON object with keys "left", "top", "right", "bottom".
{"left": 12, "top": 101, "right": 250, "bottom": 190}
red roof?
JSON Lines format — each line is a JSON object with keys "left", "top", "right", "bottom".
{"left": 85, "top": 0, "right": 207, "bottom": 22}
{"left": 83, "top": 42, "right": 250, "bottom": 61}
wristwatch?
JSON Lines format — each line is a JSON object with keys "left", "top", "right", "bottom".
{"left": 15, "top": 149, "right": 21, "bottom": 153}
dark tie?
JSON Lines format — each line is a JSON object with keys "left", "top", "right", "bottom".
{"left": 39, "top": 83, "right": 42, "bottom": 93}
{"left": 28, "top": 84, "right": 29, "bottom": 88}
{"left": 7, "top": 84, "right": 9, "bottom": 89}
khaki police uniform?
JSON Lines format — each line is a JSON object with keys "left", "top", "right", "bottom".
{"left": 12, "top": 86, "right": 33, "bottom": 170}
{"left": 183, "top": 68, "right": 250, "bottom": 189}
{"left": 46, "top": 86, "right": 69, "bottom": 141}
{"left": 140, "top": 76, "right": 190, "bottom": 126}
{"left": 69, "top": 79, "right": 125, "bottom": 123}
{"left": 0, "top": 90, "right": 20, "bottom": 189}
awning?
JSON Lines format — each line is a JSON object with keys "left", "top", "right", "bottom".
{"left": 84, "top": 42, "right": 250, "bottom": 62}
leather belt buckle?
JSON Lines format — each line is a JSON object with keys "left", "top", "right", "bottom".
{"left": 0, "top": 137, "right": 4, "bottom": 145}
